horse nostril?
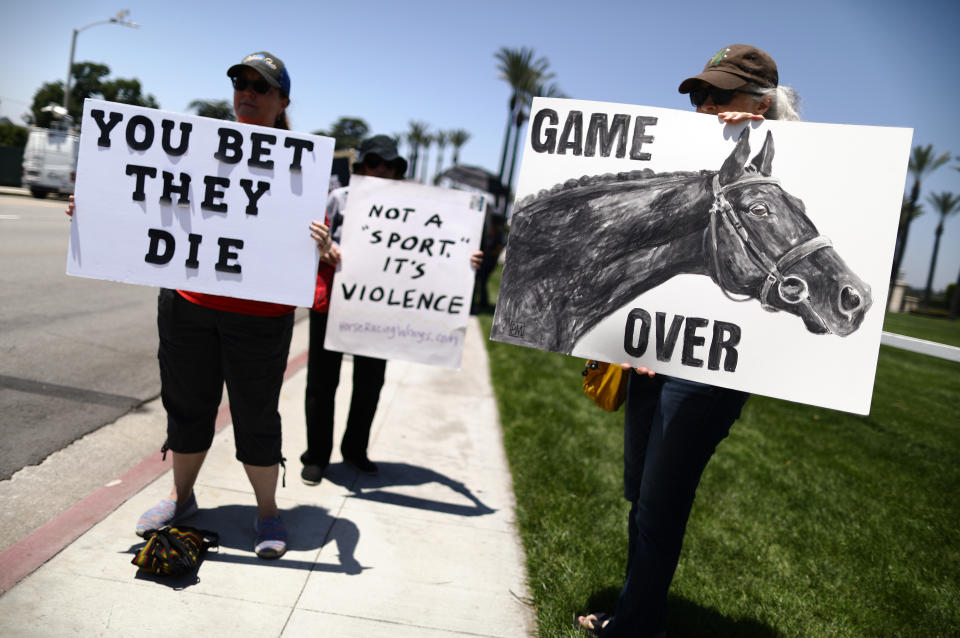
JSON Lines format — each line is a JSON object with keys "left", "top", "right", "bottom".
{"left": 839, "top": 285, "right": 862, "bottom": 313}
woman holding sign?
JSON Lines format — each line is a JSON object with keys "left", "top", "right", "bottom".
{"left": 132, "top": 51, "right": 297, "bottom": 559}
{"left": 303, "top": 136, "right": 482, "bottom": 485}
{"left": 302, "top": 135, "right": 408, "bottom": 484}
{"left": 576, "top": 45, "right": 800, "bottom": 637}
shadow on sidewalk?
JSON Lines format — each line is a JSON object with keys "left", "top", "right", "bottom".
{"left": 323, "top": 461, "right": 496, "bottom": 517}
{"left": 125, "top": 503, "right": 364, "bottom": 588}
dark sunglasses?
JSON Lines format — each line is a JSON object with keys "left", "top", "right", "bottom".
{"left": 363, "top": 154, "right": 385, "bottom": 169}
{"left": 689, "top": 86, "right": 763, "bottom": 108}
{"left": 231, "top": 75, "right": 272, "bottom": 95}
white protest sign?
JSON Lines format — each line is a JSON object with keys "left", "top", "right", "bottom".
{"left": 67, "top": 99, "right": 334, "bottom": 307}
{"left": 491, "top": 97, "right": 913, "bottom": 414}
{"left": 325, "top": 175, "right": 484, "bottom": 369}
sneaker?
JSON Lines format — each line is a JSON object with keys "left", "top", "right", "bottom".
{"left": 301, "top": 463, "right": 326, "bottom": 486}
{"left": 135, "top": 493, "right": 198, "bottom": 537}
{"left": 254, "top": 515, "right": 287, "bottom": 559}
{"left": 343, "top": 454, "right": 378, "bottom": 475}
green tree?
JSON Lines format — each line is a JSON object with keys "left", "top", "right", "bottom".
{"left": 314, "top": 117, "right": 369, "bottom": 150}
{"left": 891, "top": 144, "right": 950, "bottom": 287}
{"left": 449, "top": 129, "right": 470, "bottom": 165}
{"left": 494, "top": 47, "right": 564, "bottom": 196}
{"left": 922, "top": 192, "right": 960, "bottom": 306}
{"left": 419, "top": 133, "right": 434, "bottom": 184}
{"left": 504, "top": 80, "right": 565, "bottom": 193}
{"left": 188, "top": 99, "right": 235, "bottom": 121}
{"left": 0, "top": 121, "right": 28, "bottom": 148}
{"left": 494, "top": 47, "right": 550, "bottom": 184}
{"left": 433, "top": 130, "right": 448, "bottom": 181}
{"left": 406, "top": 121, "right": 430, "bottom": 181}
{"left": 28, "top": 62, "right": 158, "bottom": 127}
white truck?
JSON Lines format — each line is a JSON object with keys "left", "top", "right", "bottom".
{"left": 21, "top": 125, "right": 79, "bottom": 198}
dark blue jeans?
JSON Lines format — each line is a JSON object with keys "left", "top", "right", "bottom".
{"left": 601, "top": 374, "right": 749, "bottom": 637}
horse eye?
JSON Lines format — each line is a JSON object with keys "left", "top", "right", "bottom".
{"left": 747, "top": 202, "right": 769, "bottom": 217}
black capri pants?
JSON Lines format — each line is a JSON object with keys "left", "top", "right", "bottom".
{"left": 158, "top": 289, "right": 294, "bottom": 466}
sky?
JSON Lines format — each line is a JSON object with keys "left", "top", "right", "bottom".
{"left": 3, "top": 0, "right": 958, "bottom": 291}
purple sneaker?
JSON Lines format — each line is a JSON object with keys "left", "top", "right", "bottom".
{"left": 135, "top": 493, "right": 198, "bottom": 537}
{"left": 254, "top": 516, "right": 287, "bottom": 559}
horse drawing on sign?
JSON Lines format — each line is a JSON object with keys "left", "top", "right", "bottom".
{"left": 491, "top": 127, "right": 872, "bottom": 355}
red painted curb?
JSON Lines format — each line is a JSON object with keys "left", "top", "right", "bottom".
{"left": 0, "top": 346, "right": 310, "bottom": 594}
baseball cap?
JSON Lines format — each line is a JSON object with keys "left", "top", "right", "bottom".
{"left": 353, "top": 135, "right": 409, "bottom": 176}
{"left": 227, "top": 51, "right": 291, "bottom": 97}
{"left": 678, "top": 44, "right": 778, "bottom": 93}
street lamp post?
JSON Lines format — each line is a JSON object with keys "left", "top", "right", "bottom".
{"left": 62, "top": 9, "right": 139, "bottom": 119}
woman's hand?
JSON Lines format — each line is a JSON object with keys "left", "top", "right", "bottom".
{"left": 310, "top": 220, "right": 330, "bottom": 248}
{"left": 66, "top": 195, "right": 75, "bottom": 218}
{"left": 621, "top": 362, "right": 655, "bottom": 377}
{"left": 320, "top": 243, "right": 341, "bottom": 266}
{"left": 470, "top": 250, "right": 482, "bottom": 270}
{"left": 717, "top": 111, "right": 765, "bottom": 123}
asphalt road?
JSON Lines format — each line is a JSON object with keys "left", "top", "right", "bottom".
{"left": 0, "top": 193, "right": 160, "bottom": 480}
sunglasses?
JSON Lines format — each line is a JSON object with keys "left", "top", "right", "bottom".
{"left": 231, "top": 75, "right": 273, "bottom": 95}
{"left": 363, "top": 155, "right": 385, "bottom": 169}
{"left": 689, "top": 86, "right": 763, "bottom": 108}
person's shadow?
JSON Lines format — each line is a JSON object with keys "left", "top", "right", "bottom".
{"left": 579, "top": 587, "right": 783, "bottom": 637}
{"left": 323, "top": 461, "right": 496, "bottom": 517}
{"left": 125, "top": 503, "right": 362, "bottom": 589}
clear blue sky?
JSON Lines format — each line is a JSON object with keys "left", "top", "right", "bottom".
{"left": 3, "top": 0, "right": 958, "bottom": 291}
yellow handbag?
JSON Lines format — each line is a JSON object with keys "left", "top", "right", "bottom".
{"left": 582, "top": 360, "right": 627, "bottom": 412}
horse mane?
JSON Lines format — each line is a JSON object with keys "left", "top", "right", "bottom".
{"left": 515, "top": 169, "right": 711, "bottom": 210}
{"left": 498, "top": 168, "right": 717, "bottom": 352}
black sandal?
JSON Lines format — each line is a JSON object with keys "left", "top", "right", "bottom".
{"left": 575, "top": 611, "right": 612, "bottom": 637}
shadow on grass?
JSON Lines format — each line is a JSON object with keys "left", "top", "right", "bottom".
{"left": 580, "top": 588, "right": 782, "bottom": 637}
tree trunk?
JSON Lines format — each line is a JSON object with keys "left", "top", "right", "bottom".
{"left": 950, "top": 262, "right": 960, "bottom": 319}
{"left": 504, "top": 111, "right": 526, "bottom": 198}
{"left": 498, "top": 97, "right": 516, "bottom": 181}
{"left": 922, "top": 222, "right": 944, "bottom": 306}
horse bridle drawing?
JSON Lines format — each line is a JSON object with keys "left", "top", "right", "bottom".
{"left": 707, "top": 173, "right": 835, "bottom": 331}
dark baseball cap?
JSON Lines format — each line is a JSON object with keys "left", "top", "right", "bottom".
{"left": 227, "top": 51, "right": 291, "bottom": 97}
{"left": 353, "top": 135, "right": 408, "bottom": 176}
{"left": 678, "top": 44, "right": 778, "bottom": 93}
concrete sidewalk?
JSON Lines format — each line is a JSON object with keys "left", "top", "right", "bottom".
{"left": 0, "top": 316, "right": 534, "bottom": 637}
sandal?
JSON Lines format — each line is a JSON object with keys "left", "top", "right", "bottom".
{"left": 575, "top": 611, "right": 612, "bottom": 637}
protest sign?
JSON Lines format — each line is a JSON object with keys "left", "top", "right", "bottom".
{"left": 67, "top": 99, "right": 334, "bottom": 307}
{"left": 324, "top": 175, "right": 484, "bottom": 369}
{"left": 491, "top": 97, "right": 912, "bottom": 414}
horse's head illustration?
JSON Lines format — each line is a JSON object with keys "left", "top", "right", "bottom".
{"left": 492, "top": 127, "right": 874, "bottom": 354}
{"left": 705, "top": 128, "right": 872, "bottom": 336}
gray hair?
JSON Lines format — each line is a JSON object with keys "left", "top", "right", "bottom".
{"left": 755, "top": 85, "right": 801, "bottom": 121}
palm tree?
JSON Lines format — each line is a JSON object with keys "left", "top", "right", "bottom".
{"left": 406, "top": 121, "right": 429, "bottom": 181}
{"left": 494, "top": 47, "right": 552, "bottom": 183}
{"left": 419, "top": 133, "right": 434, "bottom": 184}
{"left": 891, "top": 144, "right": 950, "bottom": 288}
{"left": 921, "top": 191, "right": 960, "bottom": 306}
{"left": 434, "top": 130, "right": 448, "bottom": 180}
{"left": 503, "top": 81, "right": 566, "bottom": 195}
{"left": 448, "top": 129, "right": 471, "bottom": 165}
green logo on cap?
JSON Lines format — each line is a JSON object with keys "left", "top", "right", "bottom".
{"left": 708, "top": 48, "right": 730, "bottom": 67}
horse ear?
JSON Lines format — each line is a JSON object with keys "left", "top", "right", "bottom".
{"left": 718, "top": 127, "right": 751, "bottom": 186}
{"left": 749, "top": 130, "right": 775, "bottom": 176}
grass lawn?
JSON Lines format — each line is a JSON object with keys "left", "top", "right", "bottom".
{"left": 477, "top": 275, "right": 960, "bottom": 637}
{"left": 883, "top": 311, "right": 960, "bottom": 348}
